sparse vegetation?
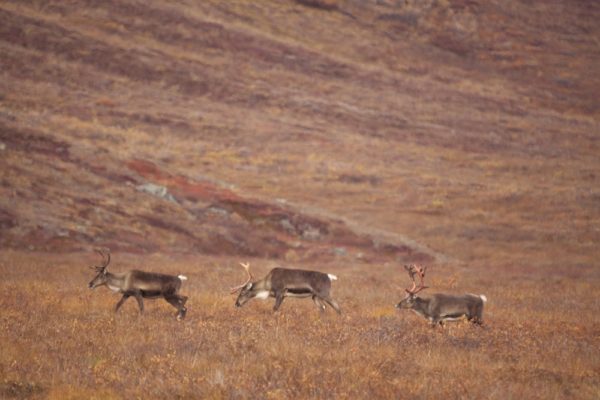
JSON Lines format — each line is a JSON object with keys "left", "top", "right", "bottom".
{"left": 1, "top": 0, "right": 599, "bottom": 398}
{"left": 1, "top": 251, "right": 598, "bottom": 399}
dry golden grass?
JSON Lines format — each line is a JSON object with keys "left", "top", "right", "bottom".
{"left": 1, "top": 1, "right": 599, "bottom": 398}
{"left": 1, "top": 251, "right": 598, "bottom": 399}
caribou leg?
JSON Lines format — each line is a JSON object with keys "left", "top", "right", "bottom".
{"left": 312, "top": 295, "right": 326, "bottom": 312}
{"left": 179, "top": 295, "right": 188, "bottom": 306}
{"left": 115, "top": 293, "right": 130, "bottom": 312}
{"left": 273, "top": 292, "right": 285, "bottom": 311}
{"left": 430, "top": 318, "right": 443, "bottom": 328}
{"left": 164, "top": 295, "right": 181, "bottom": 310}
{"left": 322, "top": 296, "right": 341, "bottom": 314}
{"left": 133, "top": 292, "right": 144, "bottom": 313}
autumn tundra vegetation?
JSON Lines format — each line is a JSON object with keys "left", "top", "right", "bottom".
{"left": 1, "top": 0, "right": 599, "bottom": 399}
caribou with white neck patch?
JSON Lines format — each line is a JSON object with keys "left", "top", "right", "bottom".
{"left": 395, "top": 264, "right": 487, "bottom": 327}
{"left": 231, "top": 262, "right": 341, "bottom": 314}
{"left": 87, "top": 249, "right": 189, "bottom": 320}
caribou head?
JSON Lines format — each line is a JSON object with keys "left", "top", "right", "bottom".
{"left": 396, "top": 264, "right": 428, "bottom": 309}
{"left": 230, "top": 262, "right": 256, "bottom": 308}
{"left": 88, "top": 248, "right": 111, "bottom": 289}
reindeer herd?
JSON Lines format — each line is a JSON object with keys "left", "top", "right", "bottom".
{"left": 88, "top": 249, "right": 487, "bottom": 327}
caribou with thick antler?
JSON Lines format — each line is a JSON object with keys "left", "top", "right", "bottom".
{"left": 231, "top": 262, "right": 341, "bottom": 314}
{"left": 395, "top": 264, "right": 487, "bottom": 327}
{"left": 87, "top": 249, "right": 189, "bottom": 320}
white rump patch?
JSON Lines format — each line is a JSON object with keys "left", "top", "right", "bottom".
{"left": 255, "top": 290, "right": 270, "bottom": 300}
{"left": 178, "top": 275, "right": 188, "bottom": 281}
{"left": 327, "top": 274, "right": 338, "bottom": 281}
{"left": 480, "top": 294, "right": 487, "bottom": 302}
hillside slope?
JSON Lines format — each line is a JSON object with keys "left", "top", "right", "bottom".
{"left": 1, "top": 0, "right": 598, "bottom": 267}
{"left": 1, "top": 2, "right": 600, "bottom": 398}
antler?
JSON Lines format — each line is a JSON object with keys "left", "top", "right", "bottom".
{"left": 230, "top": 262, "right": 254, "bottom": 294}
{"left": 404, "top": 264, "right": 428, "bottom": 295}
{"left": 90, "top": 248, "right": 111, "bottom": 272}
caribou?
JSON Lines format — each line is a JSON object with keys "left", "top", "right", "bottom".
{"left": 87, "top": 249, "right": 189, "bottom": 320}
{"left": 395, "top": 264, "right": 487, "bottom": 327}
{"left": 231, "top": 262, "right": 341, "bottom": 314}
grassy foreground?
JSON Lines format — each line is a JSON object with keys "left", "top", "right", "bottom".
{"left": 1, "top": 251, "right": 598, "bottom": 399}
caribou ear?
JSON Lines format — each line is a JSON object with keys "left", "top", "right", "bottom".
{"left": 245, "top": 282, "right": 253, "bottom": 290}
{"left": 403, "top": 264, "right": 411, "bottom": 271}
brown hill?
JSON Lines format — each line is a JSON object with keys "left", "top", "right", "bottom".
{"left": 1, "top": 2, "right": 600, "bottom": 399}
{"left": 0, "top": 0, "right": 598, "bottom": 267}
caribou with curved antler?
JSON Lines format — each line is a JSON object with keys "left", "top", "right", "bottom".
{"left": 395, "top": 264, "right": 487, "bottom": 327}
{"left": 231, "top": 262, "right": 341, "bottom": 314}
{"left": 87, "top": 249, "right": 189, "bottom": 320}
